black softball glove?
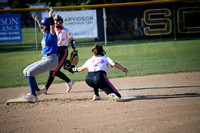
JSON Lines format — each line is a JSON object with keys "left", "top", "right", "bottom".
{"left": 63, "top": 60, "right": 75, "bottom": 73}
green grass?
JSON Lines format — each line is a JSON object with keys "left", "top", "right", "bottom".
{"left": 0, "top": 28, "right": 200, "bottom": 88}
{"left": 105, "top": 40, "right": 200, "bottom": 77}
{"left": 0, "top": 39, "right": 200, "bottom": 88}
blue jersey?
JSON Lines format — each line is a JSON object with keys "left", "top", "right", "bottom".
{"left": 41, "top": 33, "right": 57, "bottom": 55}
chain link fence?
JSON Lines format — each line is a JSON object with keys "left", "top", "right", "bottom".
{"left": 0, "top": 0, "right": 200, "bottom": 51}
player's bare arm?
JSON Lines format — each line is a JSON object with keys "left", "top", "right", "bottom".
{"left": 77, "top": 66, "right": 87, "bottom": 72}
{"left": 32, "top": 13, "right": 41, "bottom": 29}
{"left": 70, "top": 37, "right": 76, "bottom": 50}
{"left": 111, "top": 61, "right": 129, "bottom": 74}
{"left": 70, "top": 37, "right": 74, "bottom": 41}
{"left": 49, "top": 7, "right": 56, "bottom": 36}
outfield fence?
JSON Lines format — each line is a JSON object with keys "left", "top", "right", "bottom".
{"left": 0, "top": 0, "right": 200, "bottom": 49}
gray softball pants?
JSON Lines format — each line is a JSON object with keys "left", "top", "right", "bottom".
{"left": 23, "top": 54, "right": 58, "bottom": 77}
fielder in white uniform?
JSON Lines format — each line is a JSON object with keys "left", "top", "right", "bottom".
{"left": 71, "top": 44, "right": 129, "bottom": 102}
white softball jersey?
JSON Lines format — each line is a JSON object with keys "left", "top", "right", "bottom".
{"left": 55, "top": 27, "right": 72, "bottom": 46}
{"left": 82, "top": 55, "right": 114, "bottom": 72}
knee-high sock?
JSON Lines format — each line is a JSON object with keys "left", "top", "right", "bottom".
{"left": 27, "top": 76, "right": 38, "bottom": 96}
{"left": 45, "top": 71, "right": 70, "bottom": 90}
{"left": 93, "top": 87, "right": 99, "bottom": 96}
{"left": 56, "top": 71, "right": 70, "bottom": 83}
{"left": 45, "top": 71, "right": 55, "bottom": 90}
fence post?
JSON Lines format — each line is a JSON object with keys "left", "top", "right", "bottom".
{"left": 103, "top": 8, "right": 107, "bottom": 46}
{"left": 173, "top": 3, "right": 177, "bottom": 41}
{"left": 34, "top": 20, "right": 39, "bottom": 50}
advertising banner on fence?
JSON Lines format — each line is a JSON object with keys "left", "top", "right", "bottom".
{"left": 106, "top": 2, "right": 200, "bottom": 40}
{"left": 0, "top": 14, "right": 22, "bottom": 43}
{"left": 42, "top": 10, "right": 98, "bottom": 38}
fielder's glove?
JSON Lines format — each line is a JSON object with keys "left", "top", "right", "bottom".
{"left": 63, "top": 60, "right": 75, "bottom": 73}
{"left": 70, "top": 50, "right": 79, "bottom": 66}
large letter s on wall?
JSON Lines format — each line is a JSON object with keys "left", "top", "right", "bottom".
{"left": 144, "top": 8, "right": 172, "bottom": 36}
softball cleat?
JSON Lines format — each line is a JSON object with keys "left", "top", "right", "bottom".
{"left": 40, "top": 87, "right": 47, "bottom": 95}
{"left": 24, "top": 94, "right": 38, "bottom": 102}
{"left": 92, "top": 95, "right": 100, "bottom": 101}
{"left": 108, "top": 93, "right": 123, "bottom": 102}
{"left": 66, "top": 80, "right": 74, "bottom": 92}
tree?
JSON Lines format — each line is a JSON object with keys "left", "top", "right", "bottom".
{"left": 7, "top": 0, "right": 37, "bottom": 8}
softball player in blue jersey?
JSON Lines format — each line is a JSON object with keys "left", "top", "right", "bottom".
{"left": 71, "top": 44, "right": 128, "bottom": 102}
{"left": 23, "top": 9, "right": 58, "bottom": 102}
{"left": 40, "top": 15, "right": 76, "bottom": 94}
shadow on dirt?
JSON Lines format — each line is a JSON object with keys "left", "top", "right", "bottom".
{"left": 123, "top": 93, "right": 200, "bottom": 102}
{"left": 121, "top": 85, "right": 200, "bottom": 102}
{"left": 72, "top": 85, "right": 200, "bottom": 102}
{"left": 118, "top": 85, "right": 200, "bottom": 91}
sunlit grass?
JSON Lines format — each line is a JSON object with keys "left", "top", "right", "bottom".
{"left": 0, "top": 39, "right": 200, "bottom": 88}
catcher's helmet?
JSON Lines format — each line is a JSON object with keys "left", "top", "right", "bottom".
{"left": 54, "top": 15, "right": 63, "bottom": 22}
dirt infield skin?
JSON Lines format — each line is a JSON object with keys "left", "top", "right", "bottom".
{"left": 0, "top": 72, "right": 200, "bottom": 133}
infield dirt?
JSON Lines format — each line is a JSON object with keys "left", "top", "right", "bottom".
{"left": 0, "top": 72, "right": 200, "bottom": 133}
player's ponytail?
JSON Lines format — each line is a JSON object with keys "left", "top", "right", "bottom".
{"left": 92, "top": 44, "right": 106, "bottom": 56}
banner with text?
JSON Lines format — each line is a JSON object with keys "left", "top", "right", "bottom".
{"left": 106, "top": 2, "right": 200, "bottom": 40}
{"left": 42, "top": 10, "right": 98, "bottom": 38}
{"left": 0, "top": 14, "right": 22, "bottom": 43}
